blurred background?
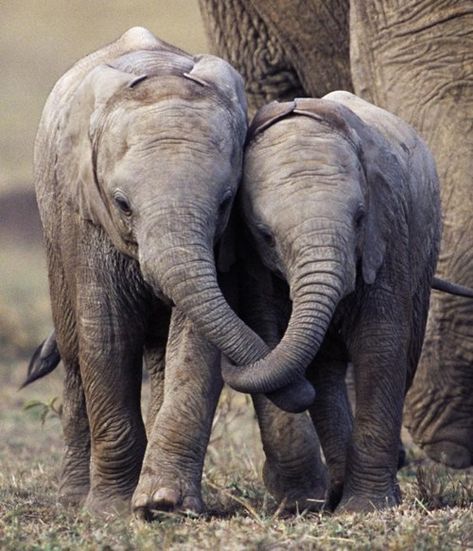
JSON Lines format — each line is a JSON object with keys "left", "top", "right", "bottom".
{"left": 0, "top": 1, "right": 207, "bottom": 364}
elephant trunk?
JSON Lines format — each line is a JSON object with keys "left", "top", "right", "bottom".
{"left": 138, "top": 214, "right": 269, "bottom": 364}
{"left": 223, "top": 251, "right": 347, "bottom": 396}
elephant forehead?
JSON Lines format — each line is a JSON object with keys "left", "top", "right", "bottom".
{"left": 102, "top": 99, "right": 238, "bottom": 157}
{"left": 245, "top": 119, "right": 361, "bottom": 182}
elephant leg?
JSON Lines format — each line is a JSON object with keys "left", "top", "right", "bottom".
{"left": 76, "top": 249, "right": 147, "bottom": 515}
{"left": 198, "top": 0, "right": 351, "bottom": 116}
{"left": 143, "top": 304, "right": 170, "bottom": 436}
{"left": 307, "top": 352, "right": 352, "bottom": 511}
{"left": 59, "top": 361, "right": 91, "bottom": 506}
{"left": 143, "top": 345, "right": 166, "bottom": 437}
{"left": 238, "top": 257, "right": 326, "bottom": 511}
{"left": 46, "top": 242, "right": 90, "bottom": 506}
{"left": 339, "top": 299, "right": 409, "bottom": 512}
{"left": 132, "top": 308, "right": 222, "bottom": 518}
{"left": 253, "top": 394, "right": 327, "bottom": 511}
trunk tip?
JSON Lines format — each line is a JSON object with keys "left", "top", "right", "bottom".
{"left": 266, "top": 377, "right": 316, "bottom": 413}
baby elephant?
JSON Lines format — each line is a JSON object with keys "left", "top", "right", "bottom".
{"left": 225, "top": 91, "right": 442, "bottom": 512}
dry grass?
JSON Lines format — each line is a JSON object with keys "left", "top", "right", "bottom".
{"left": 1, "top": 244, "right": 472, "bottom": 550}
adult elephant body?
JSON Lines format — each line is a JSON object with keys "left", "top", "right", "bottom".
{"left": 350, "top": 0, "right": 473, "bottom": 469}
{"left": 36, "top": 27, "right": 325, "bottom": 515}
{"left": 226, "top": 92, "right": 441, "bottom": 512}
{"left": 198, "top": 0, "right": 473, "bottom": 468}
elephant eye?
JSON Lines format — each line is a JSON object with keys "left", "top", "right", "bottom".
{"left": 219, "top": 190, "right": 234, "bottom": 216}
{"left": 257, "top": 224, "right": 276, "bottom": 248}
{"left": 113, "top": 190, "right": 132, "bottom": 216}
{"left": 354, "top": 205, "right": 366, "bottom": 228}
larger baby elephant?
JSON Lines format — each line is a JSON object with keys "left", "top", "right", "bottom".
{"left": 35, "top": 27, "right": 324, "bottom": 515}
{"left": 225, "top": 92, "right": 442, "bottom": 512}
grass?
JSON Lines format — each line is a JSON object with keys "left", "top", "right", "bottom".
{"left": 1, "top": 244, "right": 473, "bottom": 550}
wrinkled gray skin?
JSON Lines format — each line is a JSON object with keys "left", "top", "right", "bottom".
{"left": 198, "top": 0, "right": 473, "bottom": 469}
{"left": 35, "top": 27, "right": 325, "bottom": 516}
{"left": 224, "top": 92, "right": 441, "bottom": 512}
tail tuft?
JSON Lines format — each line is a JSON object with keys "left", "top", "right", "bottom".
{"left": 21, "top": 331, "right": 61, "bottom": 388}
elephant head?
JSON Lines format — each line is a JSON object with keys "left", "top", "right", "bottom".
{"left": 222, "top": 96, "right": 407, "bottom": 408}
{"left": 58, "top": 48, "right": 275, "bottom": 368}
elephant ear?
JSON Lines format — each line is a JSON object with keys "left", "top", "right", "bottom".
{"left": 216, "top": 207, "right": 237, "bottom": 273}
{"left": 58, "top": 64, "right": 146, "bottom": 241}
{"left": 247, "top": 101, "right": 296, "bottom": 143}
{"left": 185, "top": 54, "right": 248, "bottom": 144}
{"left": 355, "top": 124, "right": 405, "bottom": 285}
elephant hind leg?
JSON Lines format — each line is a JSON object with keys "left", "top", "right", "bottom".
{"left": 307, "top": 353, "right": 352, "bottom": 511}
{"left": 47, "top": 245, "right": 90, "bottom": 507}
{"left": 143, "top": 303, "right": 170, "bottom": 435}
{"left": 59, "top": 360, "right": 91, "bottom": 507}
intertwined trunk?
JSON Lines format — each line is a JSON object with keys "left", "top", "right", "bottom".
{"left": 223, "top": 249, "right": 347, "bottom": 398}
{"left": 138, "top": 214, "right": 269, "bottom": 365}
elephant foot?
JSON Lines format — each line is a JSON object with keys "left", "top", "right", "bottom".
{"left": 57, "top": 484, "right": 90, "bottom": 507}
{"left": 422, "top": 441, "right": 472, "bottom": 469}
{"left": 336, "top": 485, "right": 401, "bottom": 514}
{"left": 84, "top": 490, "right": 132, "bottom": 517}
{"left": 132, "top": 471, "right": 204, "bottom": 520}
{"left": 326, "top": 479, "right": 344, "bottom": 511}
{"left": 262, "top": 460, "right": 327, "bottom": 512}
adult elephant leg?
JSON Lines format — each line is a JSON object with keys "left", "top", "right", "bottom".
{"left": 198, "top": 0, "right": 351, "bottom": 115}
{"left": 77, "top": 234, "right": 147, "bottom": 515}
{"left": 46, "top": 242, "right": 90, "bottom": 506}
{"left": 338, "top": 291, "right": 409, "bottom": 512}
{"left": 350, "top": 0, "right": 473, "bottom": 467}
{"left": 133, "top": 308, "right": 222, "bottom": 518}
{"left": 307, "top": 349, "right": 352, "bottom": 511}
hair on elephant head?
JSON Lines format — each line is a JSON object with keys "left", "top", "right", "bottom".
{"left": 223, "top": 91, "right": 441, "bottom": 412}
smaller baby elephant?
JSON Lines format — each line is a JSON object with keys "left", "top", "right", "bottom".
{"left": 224, "top": 91, "right": 443, "bottom": 513}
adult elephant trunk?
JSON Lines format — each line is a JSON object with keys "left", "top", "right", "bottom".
{"left": 138, "top": 213, "right": 269, "bottom": 365}
{"left": 223, "top": 252, "right": 347, "bottom": 396}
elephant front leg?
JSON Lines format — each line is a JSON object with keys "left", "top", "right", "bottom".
{"left": 339, "top": 316, "right": 408, "bottom": 513}
{"left": 133, "top": 308, "right": 222, "bottom": 518}
{"left": 77, "top": 285, "right": 147, "bottom": 515}
{"left": 253, "top": 394, "right": 327, "bottom": 511}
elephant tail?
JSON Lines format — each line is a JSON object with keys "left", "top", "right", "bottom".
{"left": 20, "top": 331, "right": 60, "bottom": 388}
{"left": 432, "top": 276, "right": 473, "bottom": 298}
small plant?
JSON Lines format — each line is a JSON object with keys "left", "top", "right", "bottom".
{"left": 23, "top": 396, "right": 63, "bottom": 426}
{"left": 416, "top": 464, "right": 473, "bottom": 509}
